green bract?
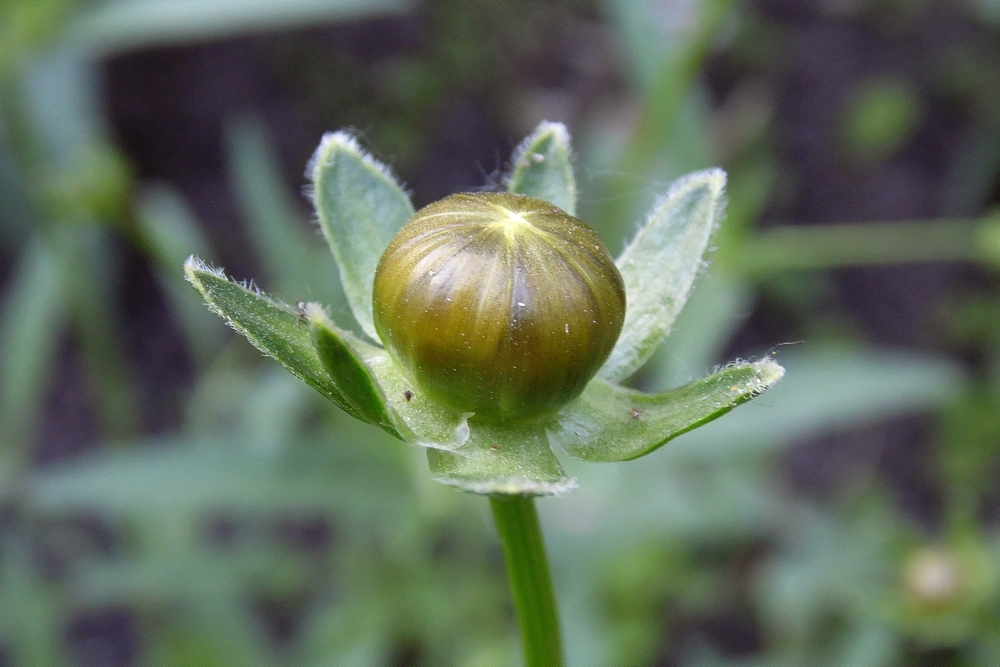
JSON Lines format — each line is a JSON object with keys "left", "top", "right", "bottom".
{"left": 372, "top": 192, "right": 626, "bottom": 422}
{"left": 185, "top": 121, "right": 784, "bottom": 496}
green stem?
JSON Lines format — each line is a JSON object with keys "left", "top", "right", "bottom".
{"left": 734, "top": 217, "right": 995, "bottom": 274}
{"left": 490, "top": 495, "right": 563, "bottom": 667}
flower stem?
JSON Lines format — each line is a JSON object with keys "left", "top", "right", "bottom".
{"left": 490, "top": 495, "right": 564, "bottom": 667}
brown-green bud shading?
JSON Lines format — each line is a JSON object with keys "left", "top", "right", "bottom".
{"left": 372, "top": 192, "right": 626, "bottom": 421}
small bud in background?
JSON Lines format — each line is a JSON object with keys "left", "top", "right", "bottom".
{"left": 904, "top": 548, "right": 962, "bottom": 609}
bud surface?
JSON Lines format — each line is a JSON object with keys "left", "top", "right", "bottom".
{"left": 373, "top": 192, "right": 626, "bottom": 421}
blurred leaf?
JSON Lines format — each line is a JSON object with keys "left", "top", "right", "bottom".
{"left": 600, "top": 168, "right": 727, "bottom": 383}
{"left": 553, "top": 358, "right": 784, "bottom": 462}
{"left": 548, "top": 450, "right": 779, "bottom": 551}
{"left": 225, "top": 116, "right": 311, "bottom": 275}
{"left": 225, "top": 115, "right": 342, "bottom": 306}
{"left": 427, "top": 421, "right": 576, "bottom": 496}
{"left": 26, "top": 437, "right": 408, "bottom": 516}
{"left": 59, "top": 230, "right": 140, "bottom": 438}
{"left": 0, "top": 538, "right": 67, "bottom": 666}
{"left": 0, "top": 129, "right": 35, "bottom": 246}
{"left": 827, "top": 622, "right": 900, "bottom": 667}
{"left": 755, "top": 504, "right": 900, "bottom": 655}
{"left": 0, "top": 0, "right": 74, "bottom": 75}
{"left": 972, "top": 0, "right": 1000, "bottom": 23}
{"left": 137, "top": 184, "right": 216, "bottom": 269}
{"left": 144, "top": 612, "right": 273, "bottom": 667}
{"left": 21, "top": 47, "right": 104, "bottom": 161}
{"left": 65, "top": 0, "right": 412, "bottom": 54}
{"left": 594, "top": 0, "right": 733, "bottom": 232}
{"left": 308, "top": 131, "right": 414, "bottom": 341}
{"left": 0, "top": 239, "right": 67, "bottom": 485}
{"left": 136, "top": 184, "right": 225, "bottom": 363}
{"left": 506, "top": 121, "right": 577, "bottom": 215}
{"left": 296, "top": 601, "right": 393, "bottom": 667}
{"left": 841, "top": 77, "right": 923, "bottom": 163}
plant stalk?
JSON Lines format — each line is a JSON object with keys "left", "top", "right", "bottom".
{"left": 736, "top": 217, "right": 992, "bottom": 274}
{"left": 490, "top": 495, "right": 563, "bottom": 667}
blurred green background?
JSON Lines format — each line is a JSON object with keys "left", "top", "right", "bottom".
{"left": 2, "top": 0, "right": 1000, "bottom": 665}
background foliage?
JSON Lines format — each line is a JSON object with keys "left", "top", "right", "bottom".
{"left": 2, "top": 0, "right": 1000, "bottom": 665}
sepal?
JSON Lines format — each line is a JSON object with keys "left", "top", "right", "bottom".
{"left": 600, "top": 169, "right": 727, "bottom": 383}
{"left": 307, "top": 131, "right": 413, "bottom": 341}
{"left": 183, "top": 257, "right": 366, "bottom": 422}
{"left": 428, "top": 421, "right": 576, "bottom": 496}
{"left": 506, "top": 120, "right": 577, "bottom": 215}
{"left": 551, "top": 358, "right": 785, "bottom": 462}
{"left": 307, "top": 304, "right": 397, "bottom": 435}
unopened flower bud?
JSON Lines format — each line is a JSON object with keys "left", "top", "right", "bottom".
{"left": 373, "top": 192, "right": 625, "bottom": 421}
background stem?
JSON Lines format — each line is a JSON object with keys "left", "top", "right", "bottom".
{"left": 490, "top": 495, "right": 564, "bottom": 667}
{"left": 734, "top": 218, "right": 991, "bottom": 273}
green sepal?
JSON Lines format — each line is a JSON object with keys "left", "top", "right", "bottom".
{"left": 186, "top": 257, "right": 472, "bottom": 450}
{"left": 428, "top": 422, "right": 576, "bottom": 496}
{"left": 306, "top": 304, "right": 471, "bottom": 449}
{"left": 355, "top": 349, "right": 472, "bottom": 452}
{"left": 306, "top": 304, "right": 397, "bottom": 436}
{"left": 506, "top": 121, "right": 577, "bottom": 215}
{"left": 551, "top": 358, "right": 785, "bottom": 462}
{"left": 600, "top": 168, "right": 727, "bottom": 383}
{"left": 308, "top": 131, "right": 414, "bottom": 342}
{"left": 183, "top": 258, "right": 365, "bottom": 421}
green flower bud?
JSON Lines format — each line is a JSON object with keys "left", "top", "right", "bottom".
{"left": 373, "top": 192, "right": 626, "bottom": 422}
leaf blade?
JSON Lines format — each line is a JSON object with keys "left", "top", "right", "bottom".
{"left": 66, "top": 0, "right": 411, "bottom": 55}
{"left": 308, "top": 131, "right": 413, "bottom": 341}
{"left": 599, "top": 168, "right": 727, "bottom": 383}
{"left": 506, "top": 121, "right": 577, "bottom": 215}
{"left": 552, "top": 357, "right": 784, "bottom": 462}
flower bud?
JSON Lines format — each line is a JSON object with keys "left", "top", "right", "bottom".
{"left": 372, "top": 192, "right": 626, "bottom": 421}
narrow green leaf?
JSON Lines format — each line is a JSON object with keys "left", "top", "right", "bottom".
{"left": 136, "top": 184, "right": 224, "bottom": 364}
{"left": 599, "top": 168, "right": 727, "bottom": 383}
{"left": 183, "top": 258, "right": 364, "bottom": 421}
{"left": 308, "top": 131, "right": 413, "bottom": 341}
{"left": 427, "top": 422, "right": 576, "bottom": 496}
{"left": 0, "top": 540, "right": 67, "bottom": 667}
{"left": 66, "top": 0, "right": 410, "bottom": 55}
{"left": 506, "top": 121, "right": 577, "bottom": 215}
{"left": 226, "top": 117, "right": 315, "bottom": 281}
{"left": 26, "top": 438, "right": 407, "bottom": 515}
{"left": 306, "top": 304, "right": 395, "bottom": 435}
{"left": 0, "top": 240, "right": 67, "bottom": 482}
{"left": 61, "top": 231, "right": 140, "bottom": 439}
{"left": 552, "top": 358, "right": 784, "bottom": 462}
